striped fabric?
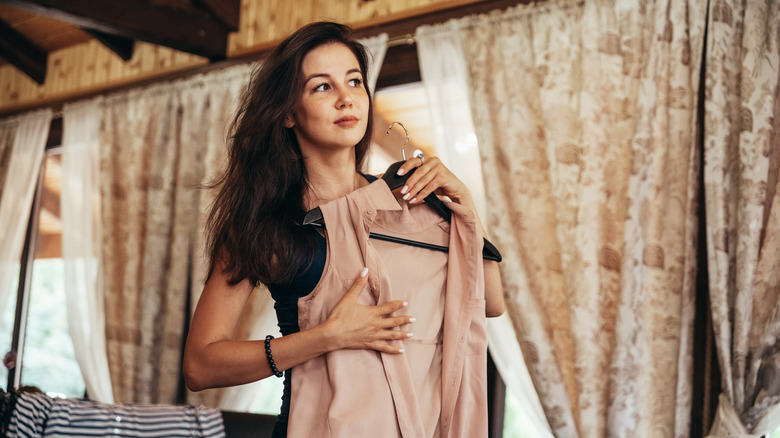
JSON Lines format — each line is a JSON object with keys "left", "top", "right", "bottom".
{"left": 6, "top": 392, "right": 225, "bottom": 438}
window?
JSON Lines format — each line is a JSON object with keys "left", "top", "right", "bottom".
{"left": 0, "top": 149, "right": 86, "bottom": 398}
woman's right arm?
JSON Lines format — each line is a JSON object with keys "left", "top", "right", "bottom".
{"left": 183, "top": 264, "right": 413, "bottom": 392}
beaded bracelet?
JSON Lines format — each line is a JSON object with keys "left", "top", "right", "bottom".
{"left": 265, "top": 335, "right": 284, "bottom": 378}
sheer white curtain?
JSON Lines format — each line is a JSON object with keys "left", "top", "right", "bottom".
{"left": 358, "top": 33, "right": 388, "bottom": 95}
{"left": 415, "top": 22, "right": 553, "bottom": 437}
{"left": 0, "top": 109, "right": 52, "bottom": 327}
{"left": 360, "top": 33, "right": 400, "bottom": 185}
{"left": 415, "top": 22, "right": 486, "bottom": 218}
{"left": 61, "top": 99, "right": 114, "bottom": 403}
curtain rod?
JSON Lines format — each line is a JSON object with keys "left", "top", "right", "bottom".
{"left": 386, "top": 33, "right": 416, "bottom": 47}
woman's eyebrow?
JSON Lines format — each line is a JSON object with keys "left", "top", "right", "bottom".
{"left": 304, "top": 73, "right": 331, "bottom": 83}
{"left": 304, "top": 68, "right": 362, "bottom": 84}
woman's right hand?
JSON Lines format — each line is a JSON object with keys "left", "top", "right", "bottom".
{"left": 323, "top": 268, "right": 414, "bottom": 354}
{"left": 184, "top": 265, "right": 413, "bottom": 392}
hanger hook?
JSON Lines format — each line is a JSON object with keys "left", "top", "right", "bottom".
{"left": 386, "top": 121, "right": 410, "bottom": 160}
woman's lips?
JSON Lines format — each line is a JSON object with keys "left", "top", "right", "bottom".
{"left": 334, "top": 116, "right": 359, "bottom": 127}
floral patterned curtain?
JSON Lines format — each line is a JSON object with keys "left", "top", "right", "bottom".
{"left": 99, "top": 66, "right": 250, "bottom": 404}
{"left": 704, "top": 0, "right": 780, "bottom": 435}
{"left": 459, "top": 0, "right": 706, "bottom": 435}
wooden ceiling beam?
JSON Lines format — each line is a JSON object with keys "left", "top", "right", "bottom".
{"left": 0, "top": 17, "right": 46, "bottom": 84}
{"left": 193, "top": 0, "right": 239, "bottom": 31}
{"left": 84, "top": 29, "right": 133, "bottom": 61}
{"left": 0, "top": 0, "right": 234, "bottom": 60}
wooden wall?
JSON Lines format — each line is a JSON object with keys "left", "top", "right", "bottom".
{"left": 0, "top": 0, "right": 485, "bottom": 115}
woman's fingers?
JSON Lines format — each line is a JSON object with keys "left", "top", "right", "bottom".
{"left": 403, "top": 169, "right": 441, "bottom": 204}
{"left": 397, "top": 156, "right": 468, "bottom": 205}
{"left": 371, "top": 329, "right": 414, "bottom": 353}
{"left": 376, "top": 299, "right": 408, "bottom": 315}
{"left": 340, "top": 267, "right": 369, "bottom": 302}
{"left": 368, "top": 341, "right": 407, "bottom": 354}
{"left": 395, "top": 154, "right": 425, "bottom": 177}
{"left": 396, "top": 156, "right": 432, "bottom": 204}
{"left": 380, "top": 315, "right": 415, "bottom": 329}
{"left": 370, "top": 308, "right": 414, "bottom": 354}
{"left": 326, "top": 269, "right": 414, "bottom": 353}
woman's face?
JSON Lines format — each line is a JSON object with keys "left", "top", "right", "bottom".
{"left": 286, "top": 43, "right": 370, "bottom": 158}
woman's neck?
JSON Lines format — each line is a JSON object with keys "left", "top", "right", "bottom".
{"left": 303, "top": 152, "right": 367, "bottom": 209}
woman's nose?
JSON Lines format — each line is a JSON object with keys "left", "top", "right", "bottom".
{"left": 336, "top": 87, "right": 353, "bottom": 108}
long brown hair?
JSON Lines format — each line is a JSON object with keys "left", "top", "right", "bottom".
{"left": 206, "top": 22, "right": 374, "bottom": 286}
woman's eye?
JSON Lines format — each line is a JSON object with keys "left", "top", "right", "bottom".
{"left": 348, "top": 78, "right": 363, "bottom": 87}
{"left": 313, "top": 83, "right": 330, "bottom": 92}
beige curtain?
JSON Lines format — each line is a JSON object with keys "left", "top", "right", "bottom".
{"left": 704, "top": 0, "right": 780, "bottom": 435}
{"left": 460, "top": 0, "right": 705, "bottom": 435}
{"left": 99, "top": 65, "right": 251, "bottom": 404}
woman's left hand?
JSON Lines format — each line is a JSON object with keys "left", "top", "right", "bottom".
{"left": 395, "top": 154, "right": 506, "bottom": 318}
{"left": 395, "top": 155, "right": 473, "bottom": 207}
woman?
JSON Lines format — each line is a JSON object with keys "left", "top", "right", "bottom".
{"left": 183, "top": 21, "right": 504, "bottom": 437}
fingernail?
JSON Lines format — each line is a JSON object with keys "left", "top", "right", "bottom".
{"left": 400, "top": 186, "right": 408, "bottom": 194}
{"left": 399, "top": 348, "right": 405, "bottom": 353}
{"left": 409, "top": 198, "right": 417, "bottom": 204}
{"left": 360, "top": 267, "right": 368, "bottom": 277}
{"left": 407, "top": 332, "right": 414, "bottom": 338}
{"left": 402, "top": 193, "right": 410, "bottom": 200}
{"left": 408, "top": 317, "right": 416, "bottom": 323}
{"left": 397, "top": 168, "right": 405, "bottom": 176}
{"left": 403, "top": 301, "right": 408, "bottom": 307}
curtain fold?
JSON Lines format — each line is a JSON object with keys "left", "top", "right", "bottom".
{"left": 704, "top": 0, "right": 780, "bottom": 435}
{"left": 61, "top": 99, "right": 114, "bottom": 403}
{"left": 414, "top": 21, "right": 552, "bottom": 437}
{"left": 360, "top": 33, "right": 395, "bottom": 175}
{"left": 459, "top": 0, "right": 705, "bottom": 435}
{"left": 0, "top": 109, "right": 52, "bottom": 330}
{"left": 358, "top": 33, "right": 388, "bottom": 95}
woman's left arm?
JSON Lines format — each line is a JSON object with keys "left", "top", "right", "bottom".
{"left": 395, "top": 156, "right": 505, "bottom": 317}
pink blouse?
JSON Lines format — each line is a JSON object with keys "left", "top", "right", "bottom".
{"left": 289, "top": 179, "right": 488, "bottom": 438}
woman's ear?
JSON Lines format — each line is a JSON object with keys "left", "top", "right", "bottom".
{"left": 284, "top": 115, "right": 295, "bottom": 128}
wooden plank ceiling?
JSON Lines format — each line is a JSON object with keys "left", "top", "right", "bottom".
{"left": 0, "top": 0, "right": 240, "bottom": 257}
{"left": 0, "top": 0, "right": 240, "bottom": 84}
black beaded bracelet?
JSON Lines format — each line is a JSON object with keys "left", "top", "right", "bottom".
{"left": 265, "top": 335, "right": 284, "bottom": 378}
